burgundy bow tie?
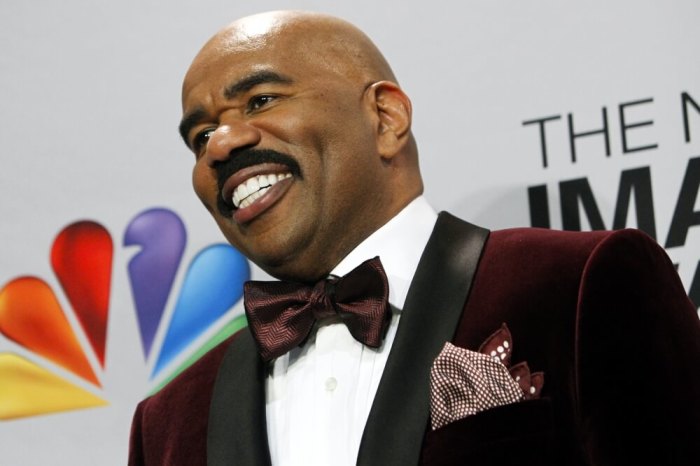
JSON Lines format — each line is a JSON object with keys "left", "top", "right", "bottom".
{"left": 244, "top": 257, "right": 391, "bottom": 361}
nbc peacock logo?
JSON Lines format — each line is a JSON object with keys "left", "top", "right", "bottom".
{"left": 0, "top": 207, "right": 250, "bottom": 420}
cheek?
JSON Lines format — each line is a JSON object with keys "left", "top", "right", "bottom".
{"left": 191, "top": 163, "right": 217, "bottom": 205}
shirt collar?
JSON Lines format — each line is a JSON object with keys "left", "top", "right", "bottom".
{"left": 331, "top": 196, "right": 438, "bottom": 310}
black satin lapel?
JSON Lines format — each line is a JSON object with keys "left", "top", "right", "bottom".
{"left": 357, "top": 212, "right": 489, "bottom": 465}
{"left": 207, "top": 329, "right": 271, "bottom": 466}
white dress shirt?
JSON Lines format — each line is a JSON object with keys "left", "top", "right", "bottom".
{"left": 265, "top": 196, "right": 438, "bottom": 466}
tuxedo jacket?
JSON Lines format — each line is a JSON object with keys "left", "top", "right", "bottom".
{"left": 129, "top": 213, "right": 700, "bottom": 465}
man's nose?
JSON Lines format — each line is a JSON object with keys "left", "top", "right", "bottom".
{"left": 204, "top": 120, "right": 262, "bottom": 166}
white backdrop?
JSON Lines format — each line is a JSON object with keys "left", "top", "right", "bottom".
{"left": 1, "top": 1, "right": 699, "bottom": 464}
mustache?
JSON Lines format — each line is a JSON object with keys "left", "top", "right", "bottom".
{"left": 216, "top": 148, "right": 301, "bottom": 190}
{"left": 215, "top": 148, "right": 301, "bottom": 212}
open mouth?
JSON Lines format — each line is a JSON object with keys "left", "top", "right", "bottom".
{"left": 232, "top": 172, "right": 293, "bottom": 209}
{"left": 215, "top": 149, "right": 301, "bottom": 223}
{"left": 219, "top": 162, "right": 297, "bottom": 224}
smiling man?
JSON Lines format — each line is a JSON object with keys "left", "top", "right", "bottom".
{"left": 129, "top": 11, "right": 700, "bottom": 466}
{"left": 181, "top": 12, "right": 421, "bottom": 283}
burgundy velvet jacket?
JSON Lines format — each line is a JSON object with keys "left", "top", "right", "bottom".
{"left": 129, "top": 213, "right": 700, "bottom": 465}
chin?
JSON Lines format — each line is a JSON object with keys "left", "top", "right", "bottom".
{"left": 256, "top": 255, "right": 331, "bottom": 283}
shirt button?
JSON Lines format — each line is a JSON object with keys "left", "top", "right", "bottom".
{"left": 325, "top": 377, "right": 338, "bottom": 392}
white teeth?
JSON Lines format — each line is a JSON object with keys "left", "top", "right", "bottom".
{"left": 248, "top": 177, "right": 260, "bottom": 193}
{"left": 238, "top": 183, "right": 249, "bottom": 199}
{"left": 239, "top": 186, "right": 271, "bottom": 209}
{"left": 232, "top": 172, "right": 292, "bottom": 208}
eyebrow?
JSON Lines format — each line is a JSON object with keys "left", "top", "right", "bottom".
{"left": 178, "top": 70, "right": 294, "bottom": 147}
{"left": 223, "top": 70, "right": 293, "bottom": 100}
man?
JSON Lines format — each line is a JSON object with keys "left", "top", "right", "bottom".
{"left": 129, "top": 10, "right": 700, "bottom": 466}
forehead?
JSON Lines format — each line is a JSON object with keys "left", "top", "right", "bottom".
{"left": 184, "top": 38, "right": 335, "bottom": 111}
{"left": 185, "top": 41, "right": 285, "bottom": 93}
{"left": 182, "top": 15, "right": 372, "bottom": 106}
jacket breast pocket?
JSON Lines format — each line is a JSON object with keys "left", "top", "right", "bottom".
{"left": 420, "top": 398, "right": 554, "bottom": 466}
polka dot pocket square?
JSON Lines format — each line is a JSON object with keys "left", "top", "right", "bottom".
{"left": 429, "top": 323, "right": 544, "bottom": 430}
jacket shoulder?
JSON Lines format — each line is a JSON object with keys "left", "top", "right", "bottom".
{"left": 145, "top": 330, "right": 238, "bottom": 409}
{"left": 129, "top": 329, "right": 248, "bottom": 466}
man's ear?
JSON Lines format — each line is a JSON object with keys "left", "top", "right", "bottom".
{"left": 367, "top": 81, "right": 412, "bottom": 159}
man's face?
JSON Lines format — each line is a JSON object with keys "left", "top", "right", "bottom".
{"left": 182, "top": 26, "right": 392, "bottom": 281}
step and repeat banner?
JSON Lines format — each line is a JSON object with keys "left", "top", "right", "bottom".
{"left": 1, "top": 1, "right": 698, "bottom": 464}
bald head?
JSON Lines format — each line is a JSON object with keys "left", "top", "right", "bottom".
{"left": 183, "top": 11, "right": 423, "bottom": 280}
{"left": 186, "top": 11, "right": 397, "bottom": 97}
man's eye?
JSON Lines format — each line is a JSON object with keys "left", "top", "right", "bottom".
{"left": 192, "top": 128, "right": 214, "bottom": 153}
{"left": 248, "top": 95, "right": 276, "bottom": 111}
